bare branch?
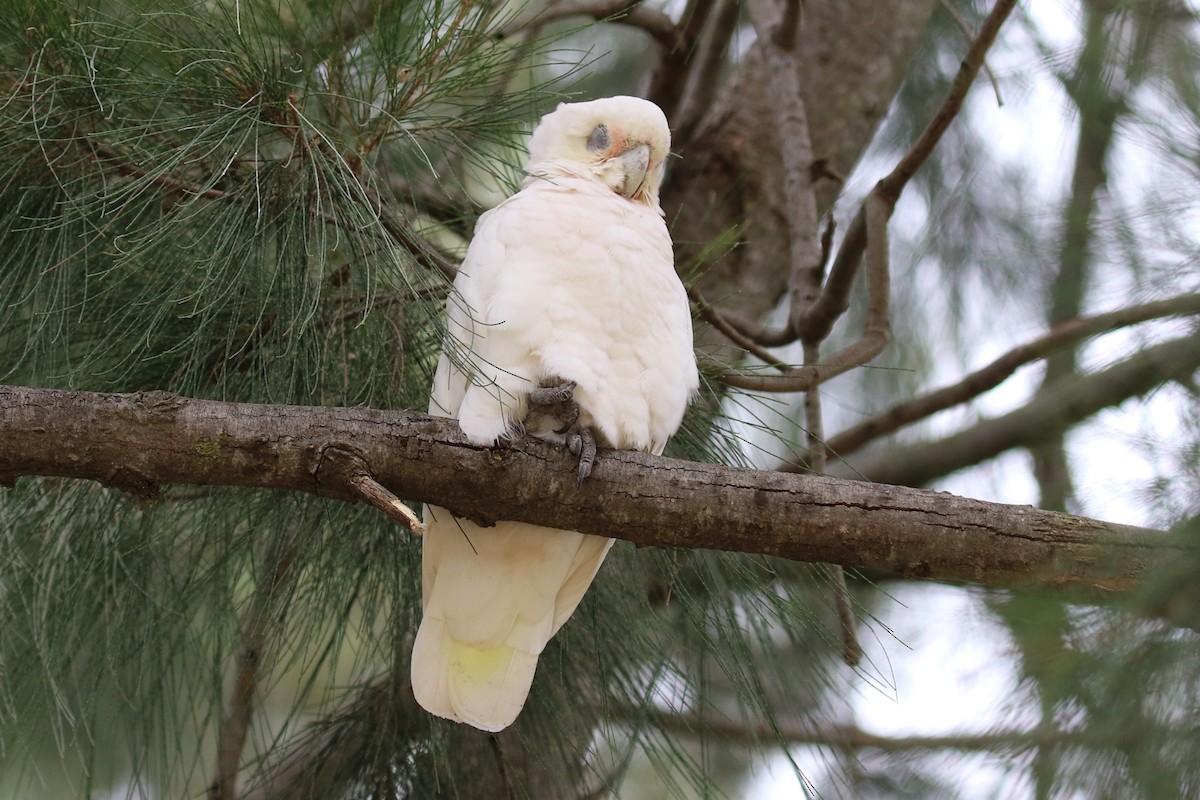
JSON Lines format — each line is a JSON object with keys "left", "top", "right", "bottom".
{"left": 704, "top": 305, "right": 796, "bottom": 349}
{"left": 801, "top": 339, "right": 864, "bottom": 667}
{"left": 1, "top": 385, "right": 1189, "bottom": 596}
{"left": 835, "top": 328, "right": 1200, "bottom": 487}
{"left": 768, "top": 56, "right": 825, "bottom": 337}
{"left": 713, "top": 0, "right": 1017, "bottom": 391}
{"left": 824, "top": 294, "right": 1200, "bottom": 459}
{"left": 619, "top": 707, "right": 1194, "bottom": 754}
{"left": 716, "top": 192, "right": 891, "bottom": 392}
{"left": 645, "top": 0, "right": 717, "bottom": 125}
{"left": 669, "top": 0, "right": 741, "bottom": 143}
{"left": 1032, "top": 1, "right": 1127, "bottom": 512}
{"left": 688, "top": 286, "right": 792, "bottom": 369}
{"left": 877, "top": 0, "right": 1018, "bottom": 200}
{"left": 516, "top": 0, "right": 684, "bottom": 49}
{"left": 791, "top": 0, "right": 1017, "bottom": 344}
{"left": 350, "top": 473, "right": 425, "bottom": 535}
{"left": 939, "top": 0, "right": 1004, "bottom": 107}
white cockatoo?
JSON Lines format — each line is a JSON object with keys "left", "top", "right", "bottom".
{"left": 411, "top": 96, "right": 699, "bottom": 731}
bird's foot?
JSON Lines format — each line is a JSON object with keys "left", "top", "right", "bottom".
{"left": 527, "top": 379, "right": 595, "bottom": 485}
{"left": 567, "top": 428, "right": 596, "bottom": 487}
{"left": 529, "top": 380, "right": 575, "bottom": 406}
{"left": 530, "top": 379, "right": 580, "bottom": 434}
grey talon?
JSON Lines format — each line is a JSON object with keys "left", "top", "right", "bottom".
{"left": 553, "top": 402, "right": 579, "bottom": 434}
{"left": 530, "top": 380, "right": 576, "bottom": 406}
{"left": 570, "top": 429, "right": 597, "bottom": 487}
{"left": 529, "top": 379, "right": 581, "bottom": 434}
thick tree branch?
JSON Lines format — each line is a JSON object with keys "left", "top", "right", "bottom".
{"left": 1, "top": 385, "right": 1189, "bottom": 596}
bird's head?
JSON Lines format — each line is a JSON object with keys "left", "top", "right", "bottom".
{"left": 525, "top": 96, "right": 671, "bottom": 211}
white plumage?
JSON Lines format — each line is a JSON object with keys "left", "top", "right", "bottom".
{"left": 411, "top": 96, "right": 698, "bottom": 731}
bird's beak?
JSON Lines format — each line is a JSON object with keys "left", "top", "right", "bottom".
{"left": 615, "top": 144, "right": 651, "bottom": 200}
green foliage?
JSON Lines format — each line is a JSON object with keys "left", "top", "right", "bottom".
{"left": 0, "top": 0, "right": 537, "bottom": 403}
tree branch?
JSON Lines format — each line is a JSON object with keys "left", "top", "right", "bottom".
{"left": 838, "top": 328, "right": 1200, "bottom": 487}
{"left": 876, "top": 0, "right": 1018, "bottom": 200}
{"left": 621, "top": 707, "right": 1193, "bottom": 754}
{"left": 645, "top": 0, "right": 717, "bottom": 126}
{"left": 688, "top": 286, "right": 792, "bottom": 369}
{"left": 1, "top": 385, "right": 1189, "bottom": 596}
{"left": 823, "top": 293, "right": 1200, "bottom": 459}
{"left": 716, "top": 192, "right": 892, "bottom": 392}
{"left": 517, "top": 0, "right": 683, "bottom": 49}
{"left": 709, "top": 0, "right": 1017, "bottom": 391}
{"left": 209, "top": 536, "right": 298, "bottom": 800}
{"left": 792, "top": 0, "right": 1017, "bottom": 342}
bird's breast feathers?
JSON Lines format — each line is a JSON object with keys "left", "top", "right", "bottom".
{"left": 456, "top": 175, "right": 697, "bottom": 452}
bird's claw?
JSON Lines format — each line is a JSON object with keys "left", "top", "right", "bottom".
{"left": 527, "top": 379, "right": 594, "bottom": 485}
{"left": 531, "top": 379, "right": 580, "bottom": 434}
{"left": 529, "top": 380, "right": 576, "bottom": 407}
{"left": 568, "top": 429, "right": 596, "bottom": 487}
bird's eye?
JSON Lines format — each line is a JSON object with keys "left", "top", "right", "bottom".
{"left": 586, "top": 124, "right": 610, "bottom": 153}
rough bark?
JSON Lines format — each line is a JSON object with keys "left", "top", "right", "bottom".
{"left": 1, "top": 384, "right": 1186, "bottom": 597}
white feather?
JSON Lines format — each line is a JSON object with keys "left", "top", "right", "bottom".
{"left": 412, "top": 96, "right": 698, "bottom": 731}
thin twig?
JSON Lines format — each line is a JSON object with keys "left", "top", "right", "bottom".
{"left": 939, "top": 0, "right": 1005, "bottom": 107}
{"left": 879, "top": 0, "right": 1018, "bottom": 200}
{"left": 792, "top": 0, "right": 1017, "bottom": 342}
{"left": 821, "top": 293, "right": 1200, "bottom": 459}
{"left": 707, "top": 306, "right": 796, "bottom": 349}
{"left": 716, "top": 192, "right": 891, "bottom": 393}
{"left": 688, "top": 286, "right": 791, "bottom": 369}
{"left": 511, "top": 0, "right": 684, "bottom": 49}
{"left": 749, "top": 0, "right": 865, "bottom": 659}
{"left": 829, "top": 329, "right": 1200, "bottom": 487}
{"left": 818, "top": 214, "right": 835, "bottom": 275}
{"left": 320, "top": 445, "right": 426, "bottom": 535}
{"left": 349, "top": 472, "right": 426, "bottom": 535}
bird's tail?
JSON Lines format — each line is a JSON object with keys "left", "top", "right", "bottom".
{"left": 411, "top": 615, "right": 539, "bottom": 732}
{"left": 410, "top": 508, "right": 613, "bottom": 731}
